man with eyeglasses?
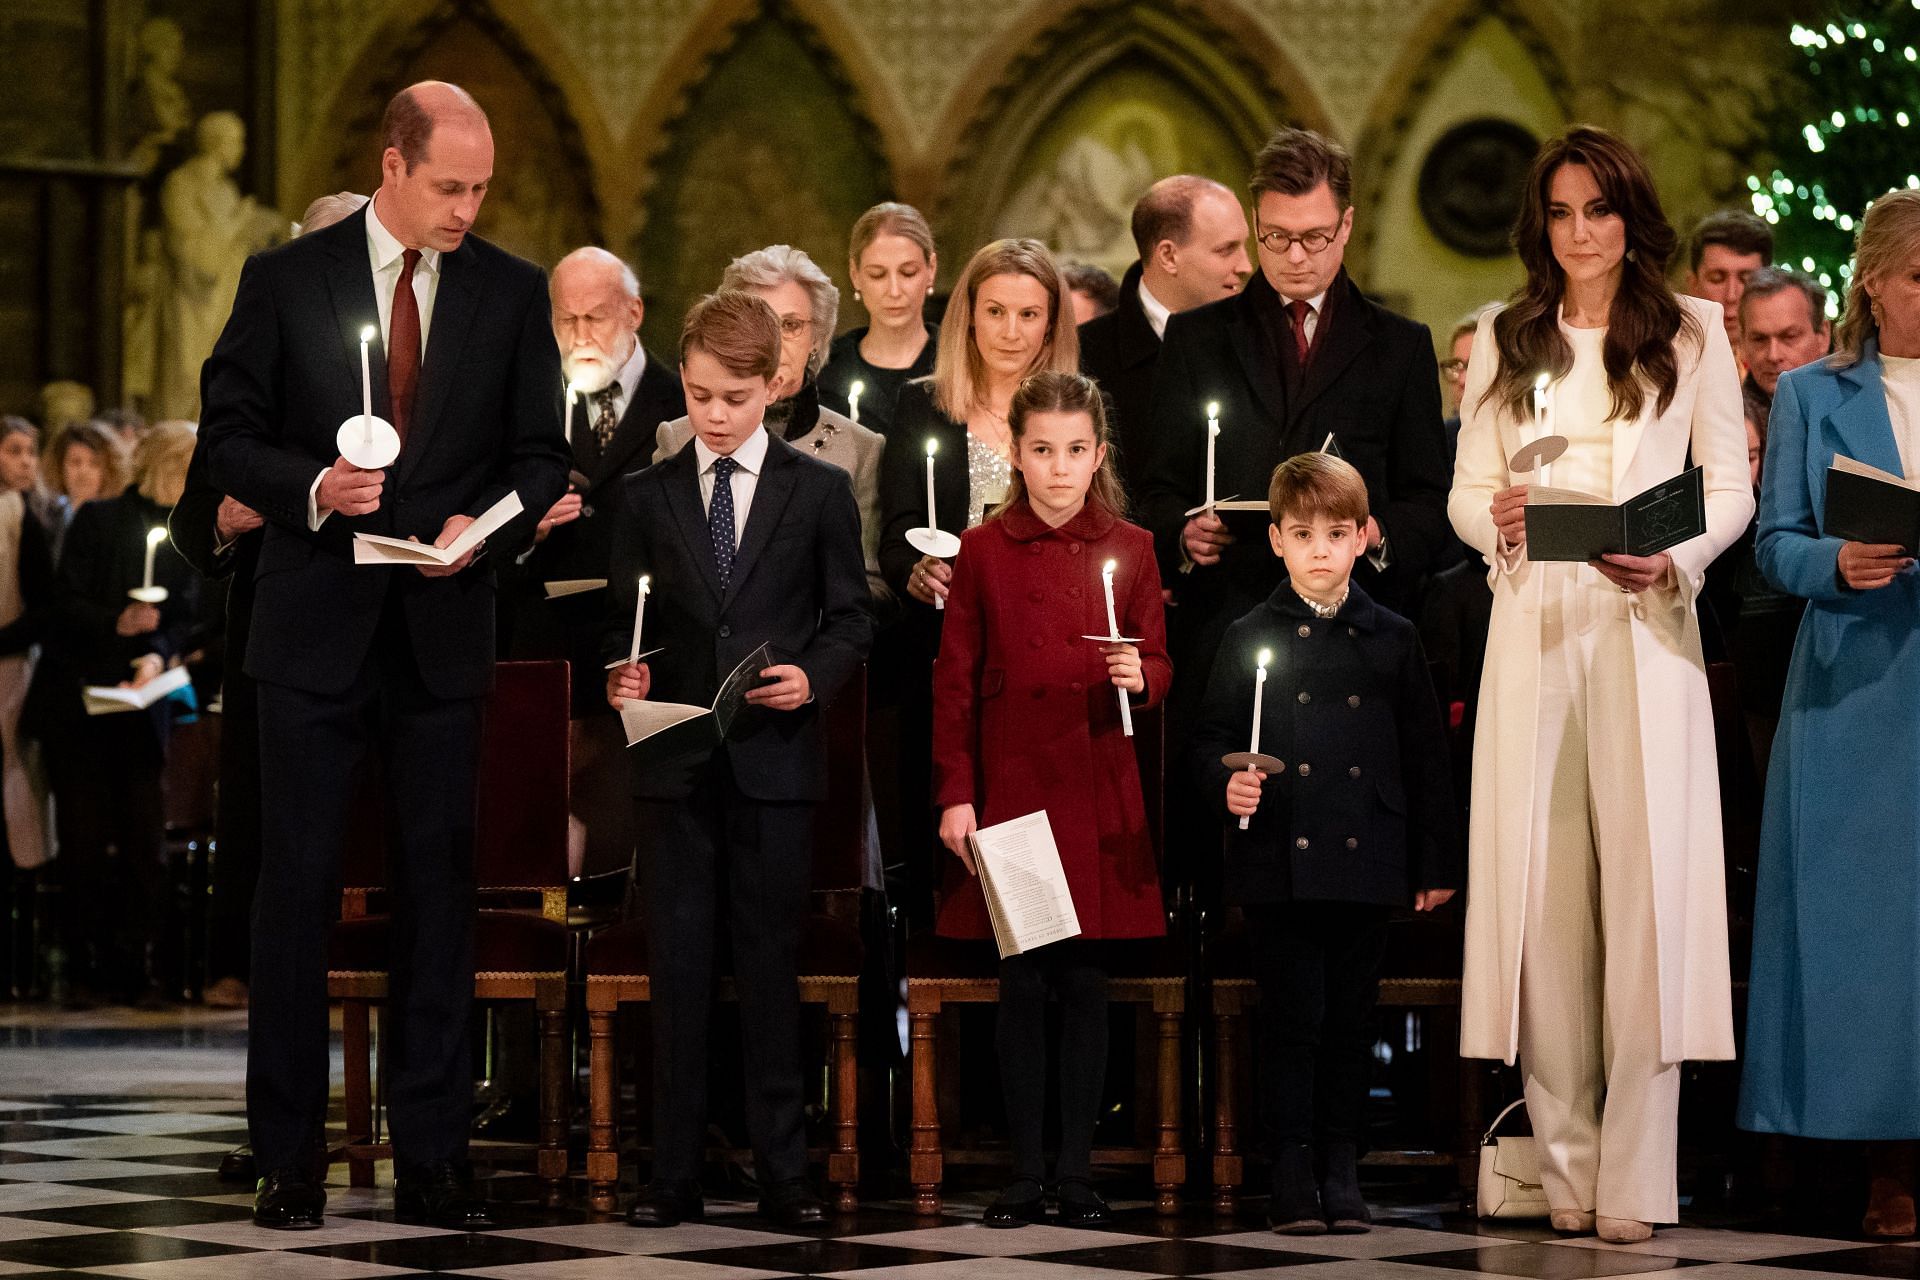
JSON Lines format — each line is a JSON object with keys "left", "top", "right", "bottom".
{"left": 1140, "top": 127, "right": 1450, "bottom": 636}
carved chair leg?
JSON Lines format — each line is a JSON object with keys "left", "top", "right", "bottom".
{"left": 537, "top": 999, "right": 568, "bottom": 1207}
{"left": 908, "top": 1004, "right": 943, "bottom": 1216}
{"left": 586, "top": 1006, "right": 620, "bottom": 1214}
{"left": 1212, "top": 1007, "right": 1242, "bottom": 1217}
{"left": 1154, "top": 1007, "right": 1185, "bottom": 1215}
{"left": 829, "top": 1006, "right": 859, "bottom": 1214}
{"left": 343, "top": 998, "right": 375, "bottom": 1189}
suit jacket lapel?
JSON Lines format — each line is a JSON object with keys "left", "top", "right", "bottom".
{"left": 660, "top": 447, "right": 725, "bottom": 605}
{"left": 398, "top": 240, "right": 480, "bottom": 477}
{"left": 1228, "top": 280, "right": 1287, "bottom": 427}
{"left": 1115, "top": 262, "right": 1160, "bottom": 371}
{"left": 590, "top": 371, "right": 668, "bottom": 491}
{"left": 1289, "top": 275, "right": 1373, "bottom": 434}
{"left": 325, "top": 211, "right": 389, "bottom": 422}
{"left": 724, "top": 436, "right": 797, "bottom": 602}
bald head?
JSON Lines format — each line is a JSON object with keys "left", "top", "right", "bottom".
{"left": 552, "top": 247, "right": 644, "bottom": 393}
{"left": 1132, "top": 175, "right": 1251, "bottom": 314}
{"left": 375, "top": 80, "right": 492, "bottom": 254}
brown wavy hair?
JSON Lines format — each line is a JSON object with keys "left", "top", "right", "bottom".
{"left": 930, "top": 238, "right": 1078, "bottom": 420}
{"left": 992, "top": 370, "right": 1128, "bottom": 520}
{"left": 1483, "top": 125, "right": 1699, "bottom": 424}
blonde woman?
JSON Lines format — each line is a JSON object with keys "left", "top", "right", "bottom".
{"left": 1740, "top": 187, "right": 1920, "bottom": 1237}
{"left": 28, "top": 420, "right": 198, "bottom": 1005}
{"left": 819, "top": 202, "right": 940, "bottom": 436}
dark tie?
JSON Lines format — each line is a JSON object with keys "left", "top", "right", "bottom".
{"left": 709, "top": 455, "right": 738, "bottom": 590}
{"left": 388, "top": 249, "right": 422, "bottom": 439}
{"left": 1287, "top": 298, "right": 1314, "bottom": 366}
{"left": 591, "top": 387, "right": 620, "bottom": 450}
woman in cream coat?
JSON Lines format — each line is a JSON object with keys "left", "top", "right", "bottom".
{"left": 1449, "top": 127, "right": 1751, "bottom": 1242}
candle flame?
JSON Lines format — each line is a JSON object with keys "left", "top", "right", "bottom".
{"left": 146, "top": 527, "right": 167, "bottom": 548}
{"left": 638, "top": 574, "right": 650, "bottom": 592}
{"left": 1256, "top": 648, "right": 1272, "bottom": 669}
{"left": 850, "top": 379, "right": 865, "bottom": 397}
{"left": 360, "top": 324, "right": 376, "bottom": 344}
{"left": 925, "top": 437, "right": 938, "bottom": 457}
{"left": 1206, "top": 401, "right": 1220, "bottom": 418}
{"left": 1103, "top": 559, "right": 1117, "bottom": 574}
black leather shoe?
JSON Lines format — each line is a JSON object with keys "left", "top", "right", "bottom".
{"left": 757, "top": 1177, "right": 826, "bottom": 1227}
{"left": 1054, "top": 1178, "right": 1111, "bottom": 1226}
{"left": 984, "top": 1178, "right": 1049, "bottom": 1228}
{"left": 219, "top": 1145, "right": 257, "bottom": 1183}
{"left": 1268, "top": 1143, "right": 1327, "bottom": 1235}
{"left": 394, "top": 1159, "right": 495, "bottom": 1229}
{"left": 252, "top": 1167, "right": 325, "bottom": 1229}
{"left": 626, "top": 1179, "right": 704, "bottom": 1227}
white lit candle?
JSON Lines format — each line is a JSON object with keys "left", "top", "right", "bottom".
{"left": 1532, "top": 372, "right": 1554, "bottom": 489}
{"left": 1204, "top": 401, "right": 1220, "bottom": 509}
{"left": 848, "top": 379, "right": 865, "bottom": 424}
{"left": 627, "top": 574, "right": 649, "bottom": 666}
{"left": 924, "top": 437, "right": 939, "bottom": 530}
{"left": 142, "top": 526, "right": 166, "bottom": 593}
{"left": 1102, "top": 559, "right": 1133, "bottom": 737}
{"left": 359, "top": 325, "right": 376, "bottom": 445}
{"left": 564, "top": 378, "right": 583, "bottom": 445}
{"left": 1240, "top": 647, "right": 1271, "bottom": 831}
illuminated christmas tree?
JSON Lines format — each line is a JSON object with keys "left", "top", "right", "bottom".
{"left": 1745, "top": 2, "right": 1920, "bottom": 314}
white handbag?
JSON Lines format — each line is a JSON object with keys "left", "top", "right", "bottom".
{"left": 1476, "top": 1098, "right": 1551, "bottom": 1219}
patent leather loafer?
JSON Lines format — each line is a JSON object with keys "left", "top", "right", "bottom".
{"left": 252, "top": 1167, "right": 325, "bottom": 1230}
{"left": 626, "top": 1179, "right": 704, "bottom": 1227}
{"left": 394, "top": 1159, "right": 495, "bottom": 1229}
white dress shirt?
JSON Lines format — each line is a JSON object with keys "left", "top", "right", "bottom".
{"left": 691, "top": 425, "right": 768, "bottom": 547}
{"left": 580, "top": 342, "right": 647, "bottom": 434}
{"left": 1138, "top": 279, "right": 1172, "bottom": 341}
{"left": 308, "top": 193, "right": 444, "bottom": 529}
{"left": 1287, "top": 288, "right": 1328, "bottom": 345}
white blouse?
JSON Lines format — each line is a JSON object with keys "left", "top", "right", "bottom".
{"left": 1552, "top": 324, "right": 1619, "bottom": 500}
{"left": 1881, "top": 353, "right": 1920, "bottom": 481}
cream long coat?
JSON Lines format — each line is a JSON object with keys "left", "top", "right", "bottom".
{"left": 1448, "top": 294, "right": 1752, "bottom": 1065}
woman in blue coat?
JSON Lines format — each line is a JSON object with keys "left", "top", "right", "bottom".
{"left": 1740, "top": 187, "right": 1920, "bottom": 1236}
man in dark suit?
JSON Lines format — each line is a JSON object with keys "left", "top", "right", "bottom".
{"left": 1079, "top": 174, "right": 1250, "bottom": 502}
{"left": 507, "top": 246, "right": 683, "bottom": 872}
{"left": 1140, "top": 127, "right": 1450, "bottom": 660}
{"left": 604, "top": 290, "right": 872, "bottom": 1229}
{"left": 199, "top": 81, "right": 568, "bottom": 1230}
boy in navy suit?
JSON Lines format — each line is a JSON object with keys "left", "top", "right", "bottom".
{"left": 1192, "top": 452, "right": 1461, "bottom": 1235}
{"left": 603, "top": 290, "right": 873, "bottom": 1228}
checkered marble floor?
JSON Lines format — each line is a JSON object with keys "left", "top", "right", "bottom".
{"left": 0, "top": 1091, "right": 1911, "bottom": 1279}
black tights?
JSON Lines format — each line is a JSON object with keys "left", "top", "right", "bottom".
{"left": 996, "top": 940, "right": 1108, "bottom": 1184}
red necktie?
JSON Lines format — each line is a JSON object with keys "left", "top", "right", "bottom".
{"left": 388, "top": 249, "right": 422, "bottom": 440}
{"left": 1288, "top": 298, "right": 1314, "bottom": 366}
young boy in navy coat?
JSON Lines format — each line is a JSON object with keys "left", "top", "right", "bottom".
{"left": 603, "top": 290, "right": 873, "bottom": 1229}
{"left": 1192, "top": 452, "right": 1461, "bottom": 1234}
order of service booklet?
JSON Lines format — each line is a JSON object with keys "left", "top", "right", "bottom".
{"left": 1523, "top": 465, "right": 1706, "bottom": 561}
{"left": 615, "top": 642, "right": 775, "bottom": 772}
{"left": 83, "top": 665, "right": 190, "bottom": 716}
{"left": 966, "top": 810, "right": 1082, "bottom": 959}
{"left": 1825, "top": 454, "right": 1920, "bottom": 550}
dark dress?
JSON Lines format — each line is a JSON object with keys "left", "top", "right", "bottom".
{"left": 818, "top": 324, "right": 938, "bottom": 438}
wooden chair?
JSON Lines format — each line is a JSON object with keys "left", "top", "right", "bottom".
{"left": 584, "top": 668, "right": 869, "bottom": 1213}
{"left": 1208, "top": 907, "right": 1474, "bottom": 1213}
{"left": 905, "top": 704, "right": 1187, "bottom": 1216}
{"left": 160, "top": 708, "right": 220, "bottom": 999}
{"left": 328, "top": 660, "right": 573, "bottom": 1204}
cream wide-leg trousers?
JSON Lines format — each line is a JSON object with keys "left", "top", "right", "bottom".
{"left": 1514, "top": 567, "right": 1679, "bottom": 1225}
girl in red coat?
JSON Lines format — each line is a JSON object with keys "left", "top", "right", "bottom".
{"left": 932, "top": 370, "right": 1170, "bottom": 1227}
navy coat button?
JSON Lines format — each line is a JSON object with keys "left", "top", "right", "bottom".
{"left": 1349, "top": 766, "right": 1362, "bottom": 778}
{"left": 1295, "top": 836, "right": 1309, "bottom": 850}
{"left": 1348, "top": 626, "right": 1358, "bottom": 637}
{"left": 1298, "top": 762, "right": 1311, "bottom": 776}
{"left": 718, "top": 624, "right": 732, "bottom": 638}
{"left": 1348, "top": 695, "right": 1360, "bottom": 707}
{"left": 1297, "top": 624, "right": 1311, "bottom": 637}
{"left": 1346, "top": 837, "right": 1359, "bottom": 850}
{"left": 1297, "top": 691, "right": 1310, "bottom": 704}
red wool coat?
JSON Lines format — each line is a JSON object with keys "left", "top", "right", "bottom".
{"left": 931, "top": 499, "right": 1171, "bottom": 940}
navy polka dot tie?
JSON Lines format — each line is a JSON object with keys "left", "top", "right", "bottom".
{"left": 709, "top": 455, "right": 738, "bottom": 590}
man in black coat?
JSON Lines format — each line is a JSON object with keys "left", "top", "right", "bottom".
{"left": 603, "top": 291, "right": 872, "bottom": 1229}
{"left": 1139, "top": 128, "right": 1450, "bottom": 668}
{"left": 1078, "top": 174, "right": 1250, "bottom": 503}
{"left": 199, "top": 81, "right": 568, "bottom": 1230}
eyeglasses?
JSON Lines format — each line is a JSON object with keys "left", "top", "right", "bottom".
{"left": 1254, "top": 224, "right": 1340, "bottom": 255}
{"left": 779, "top": 316, "right": 814, "bottom": 338}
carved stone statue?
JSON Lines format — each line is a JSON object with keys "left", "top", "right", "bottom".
{"left": 148, "top": 112, "right": 283, "bottom": 421}
{"left": 36, "top": 381, "right": 95, "bottom": 437}
{"left": 126, "top": 17, "right": 190, "bottom": 175}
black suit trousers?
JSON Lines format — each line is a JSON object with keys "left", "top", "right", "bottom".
{"left": 635, "top": 762, "right": 813, "bottom": 1185}
{"left": 1246, "top": 901, "right": 1390, "bottom": 1153}
{"left": 247, "top": 589, "right": 483, "bottom": 1172}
